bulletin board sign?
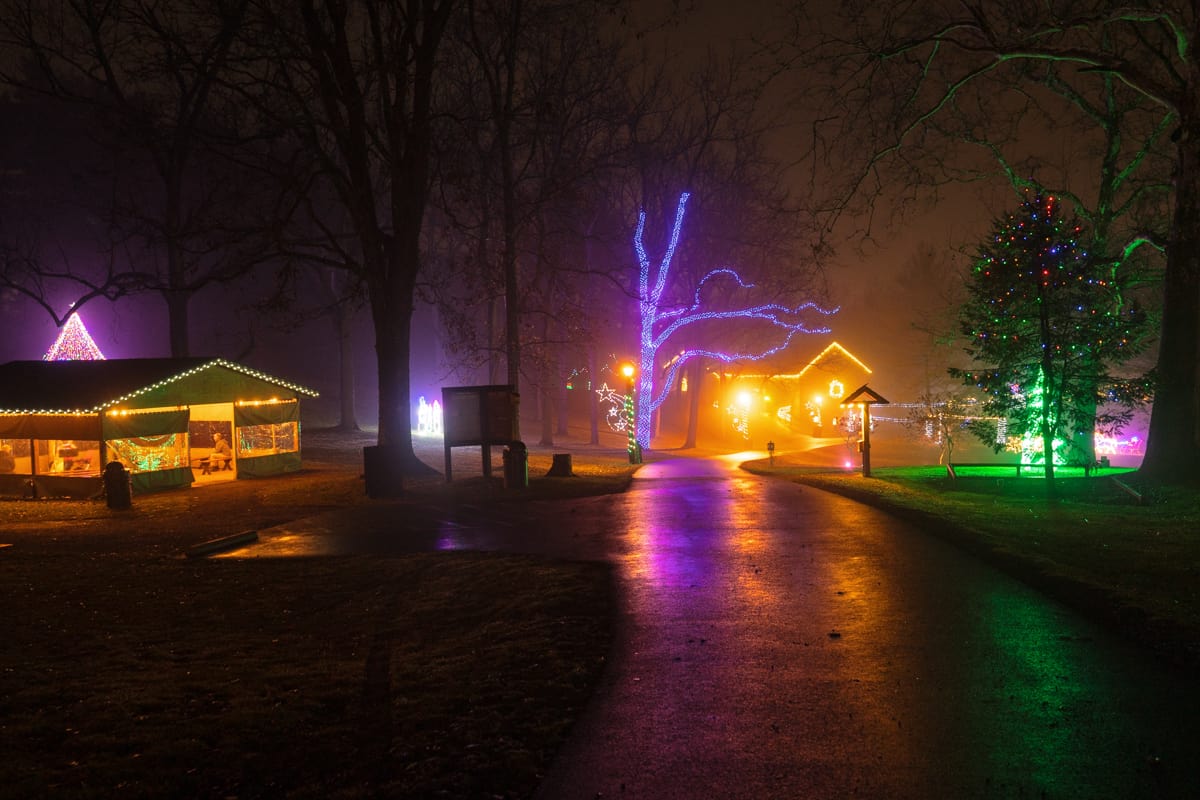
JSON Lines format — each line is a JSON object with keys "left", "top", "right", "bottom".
{"left": 441, "top": 385, "right": 519, "bottom": 480}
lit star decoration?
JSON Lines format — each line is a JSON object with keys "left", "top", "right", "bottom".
{"left": 43, "top": 312, "right": 105, "bottom": 361}
{"left": 594, "top": 383, "right": 630, "bottom": 433}
{"left": 632, "top": 192, "right": 837, "bottom": 449}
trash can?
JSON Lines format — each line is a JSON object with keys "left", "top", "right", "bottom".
{"left": 103, "top": 461, "right": 132, "bottom": 510}
{"left": 502, "top": 441, "right": 528, "bottom": 489}
{"left": 363, "top": 445, "right": 404, "bottom": 498}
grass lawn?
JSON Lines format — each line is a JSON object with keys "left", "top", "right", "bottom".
{"left": 742, "top": 459, "right": 1200, "bottom": 669}
{"left": 0, "top": 430, "right": 632, "bottom": 798}
{"left": 0, "top": 552, "right": 613, "bottom": 799}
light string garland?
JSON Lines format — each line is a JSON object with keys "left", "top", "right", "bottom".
{"left": 43, "top": 312, "right": 105, "bottom": 361}
{"left": 1, "top": 358, "right": 318, "bottom": 415}
{"left": 594, "top": 383, "right": 630, "bottom": 433}
{"left": 633, "top": 192, "right": 837, "bottom": 449}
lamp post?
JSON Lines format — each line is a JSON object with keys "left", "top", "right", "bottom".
{"left": 622, "top": 363, "right": 642, "bottom": 464}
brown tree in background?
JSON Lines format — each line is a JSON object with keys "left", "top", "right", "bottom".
{"left": 246, "top": 0, "right": 457, "bottom": 479}
{"left": 0, "top": 0, "right": 274, "bottom": 357}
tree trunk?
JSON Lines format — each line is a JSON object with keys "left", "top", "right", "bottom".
{"left": 336, "top": 300, "right": 359, "bottom": 431}
{"left": 684, "top": 357, "right": 703, "bottom": 448}
{"left": 588, "top": 346, "right": 599, "bottom": 445}
{"left": 496, "top": 2, "right": 523, "bottom": 434}
{"left": 557, "top": 380, "right": 569, "bottom": 437}
{"left": 370, "top": 243, "right": 428, "bottom": 477}
{"left": 1142, "top": 115, "right": 1200, "bottom": 481}
{"left": 487, "top": 295, "right": 501, "bottom": 384}
{"left": 1073, "top": 391, "right": 1096, "bottom": 467}
{"left": 165, "top": 288, "right": 190, "bottom": 358}
{"left": 372, "top": 290, "right": 413, "bottom": 448}
{"left": 539, "top": 380, "right": 554, "bottom": 446}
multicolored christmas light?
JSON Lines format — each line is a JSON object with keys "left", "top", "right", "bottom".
{"left": 43, "top": 312, "right": 105, "bottom": 361}
{"left": 955, "top": 190, "right": 1147, "bottom": 473}
{"left": 632, "top": 192, "right": 837, "bottom": 449}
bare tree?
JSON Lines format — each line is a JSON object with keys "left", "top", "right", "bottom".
{"left": 243, "top": 0, "right": 456, "bottom": 482}
{"left": 617, "top": 51, "right": 828, "bottom": 448}
{"left": 431, "top": 0, "right": 628, "bottom": 444}
{"left": 0, "top": 0, "right": 273, "bottom": 356}
{"left": 785, "top": 1, "right": 1200, "bottom": 482}
{"left": 631, "top": 191, "right": 835, "bottom": 453}
{"left": 0, "top": 94, "right": 152, "bottom": 328}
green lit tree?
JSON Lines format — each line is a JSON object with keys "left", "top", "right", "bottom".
{"left": 953, "top": 191, "right": 1148, "bottom": 481}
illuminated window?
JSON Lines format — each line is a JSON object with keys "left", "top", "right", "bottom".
{"left": 106, "top": 434, "right": 188, "bottom": 474}
{"left": 0, "top": 438, "right": 31, "bottom": 475}
{"left": 28, "top": 439, "right": 104, "bottom": 476}
{"left": 237, "top": 421, "right": 298, "bottom": 457}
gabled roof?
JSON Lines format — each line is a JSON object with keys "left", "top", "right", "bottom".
{"left": 0, "top": 358, "right": 317, "bottom": 414}
{"left": 794, "top": 341, "right": 872, "bottom": 379}
{"left": 842, "top": 384, "right": 890, "bottom": 405}
{"left": 720, "top": 341, "right": 872, "bottom": 381}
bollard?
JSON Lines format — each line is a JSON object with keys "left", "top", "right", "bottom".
{"left": 502, "top": 441, "right": 528, "bottom": 489}
{"left": 103, "top": 461, "right": 132, "bottom": 509}
{"left": 363, "top": 445, "right": 403, "bottom": 498}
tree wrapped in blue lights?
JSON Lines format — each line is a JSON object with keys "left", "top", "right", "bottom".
{"left": 633, "top": 192, "right": 836, "bottom": 450}
{"left": 952, "top": 191, "right": 1148, "bottom": 479}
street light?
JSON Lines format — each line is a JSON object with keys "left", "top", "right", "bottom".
{"left": 621, "top": 362, "right": 642, "bottom": 464}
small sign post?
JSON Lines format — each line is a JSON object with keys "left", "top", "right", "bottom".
{"left": 840, "top": 384, "right": 890, "bottom": 478}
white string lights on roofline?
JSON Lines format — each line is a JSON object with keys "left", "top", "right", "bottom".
{"left": 0, "top": 359, "right": 318, "bottom": 415}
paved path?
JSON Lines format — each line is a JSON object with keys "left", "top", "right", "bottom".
{"left": 232, "top": 455, "right": 1200, "bottom": 798}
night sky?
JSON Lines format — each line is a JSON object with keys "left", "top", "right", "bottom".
{"left": 0, "top": 0, "right": 1068, "bottom": 425}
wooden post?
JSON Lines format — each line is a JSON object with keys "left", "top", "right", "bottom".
{"left": 861, "top": 404, "right": 872, "bottom": 478}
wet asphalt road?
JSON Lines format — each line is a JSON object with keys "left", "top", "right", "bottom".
{"left": 228, "top": 455, "right": 1200, "bottom": 798}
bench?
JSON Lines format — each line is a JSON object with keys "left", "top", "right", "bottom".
{"left": 195, "top": 454, "right": 232, "bottom": 475}
{"left": 945, "top": 462, "right": 1022, "bottom": 479}
{"left": 947, "top": 460, "right": 1109, "bottom": 479}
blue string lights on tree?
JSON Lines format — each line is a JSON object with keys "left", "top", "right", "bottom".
{"left": 632, "top": 192, "right": 837, "bottom": 451}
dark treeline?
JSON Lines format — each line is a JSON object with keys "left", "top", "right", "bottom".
{"left": 0, "top": 0, "right": 825, "bottom": 478}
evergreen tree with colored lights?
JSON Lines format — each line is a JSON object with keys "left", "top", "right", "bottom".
{"left": 952, "top": 192, "right": 1148, "bottom": 481}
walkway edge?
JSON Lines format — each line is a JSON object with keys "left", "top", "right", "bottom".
{"left": 186, "top": 530, "right": 259, "bottom": 558}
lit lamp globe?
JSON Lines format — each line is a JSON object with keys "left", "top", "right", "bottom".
{"left": 621, "top": 363, "right": 635, "bottom": 384}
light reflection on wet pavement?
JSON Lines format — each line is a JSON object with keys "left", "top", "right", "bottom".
{"left": 224, "top": 455, "right": 1200, "bottom": 798}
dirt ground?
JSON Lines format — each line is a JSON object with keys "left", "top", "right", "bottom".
{"left": 0, "top": 427, "right": 618, "bottom": 799}
{"left": 0, "top": 426, "right": 644, "bottom": 557}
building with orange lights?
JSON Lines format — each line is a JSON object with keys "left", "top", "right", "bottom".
{"left": 713, "top": 341, "right": 873, "bottom": 437}
{"left": 0, "top": 358, "right": 317, "bottom": 498}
